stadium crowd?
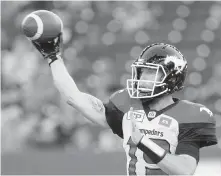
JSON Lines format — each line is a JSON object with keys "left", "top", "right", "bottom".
{"left": 1, "top": 1, "right": 221, "bottom": 153}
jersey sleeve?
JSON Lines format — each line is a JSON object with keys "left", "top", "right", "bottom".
{"left": 104, "top": 89, "right": 127, "bottom": 139}
{"left": 178, "top": 122, "right": 217, "bottom": 148}
{"left": 178, "top": 107, "right": 217, "bottom": 147}
{"left": 104, "top": 100, "right": 124, "bottom": 138}
{"left": 175, "top": 106, "right": 217, "bottom": 161}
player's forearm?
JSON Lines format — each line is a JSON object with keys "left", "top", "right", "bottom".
{"left": 49, "top": 57, "right": 81, "bottom": 102}
{"left": 158, "top": 153, "right": 196, "bottom": 175}
{"left": 139, "top": 137, "right": 196, "bottom": 175}
{"left": 49, "top": 57, "right": 108, "bottom": 127}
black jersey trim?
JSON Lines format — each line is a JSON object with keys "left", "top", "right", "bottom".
{"left": 104, "top": 100, "right": 124, "bottom": 138}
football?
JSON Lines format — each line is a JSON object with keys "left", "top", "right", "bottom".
{"left": 21, "top": 10, "right": 63, "bottom": 42}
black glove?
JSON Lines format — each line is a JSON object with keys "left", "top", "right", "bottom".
{"left": 32, "top": 33, "right": 63, "bottom": 66}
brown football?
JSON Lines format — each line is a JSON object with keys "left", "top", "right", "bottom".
{"left": 21, "top": 10, "right": 63, "bottom": 41}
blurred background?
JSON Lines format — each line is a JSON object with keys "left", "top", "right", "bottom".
{"left": 1, "top": 1, "right": 221, "bottom": 175}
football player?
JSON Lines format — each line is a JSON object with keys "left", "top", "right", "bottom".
{"left": 31, "top": 34, "right": 217, "bottom": 175}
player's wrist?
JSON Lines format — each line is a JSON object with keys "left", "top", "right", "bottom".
{"left": 138, "top": 136, "right": 167, "bottom": 164}
{"left": 47, "top": 54, "right": 62, "bottom": 66}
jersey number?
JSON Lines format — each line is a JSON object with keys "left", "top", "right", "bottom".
{"left": 127, "top": 137, "right": 170, "bottom": 175}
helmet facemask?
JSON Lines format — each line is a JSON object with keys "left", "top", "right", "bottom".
{"left": 127, "top": 63, "right": 169, "bottom": 99}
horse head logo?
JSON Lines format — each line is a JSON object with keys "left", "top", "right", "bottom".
{"left": 164, "top": 56, "right": 187, "bottom": 73}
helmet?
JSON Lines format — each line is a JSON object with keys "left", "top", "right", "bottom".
{"left": 127, "top": 43, "right": 188, "bottom": 99}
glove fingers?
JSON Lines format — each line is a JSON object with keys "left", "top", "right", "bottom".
{"left": 31, "top": 32, "right": 63, "bottom": 59}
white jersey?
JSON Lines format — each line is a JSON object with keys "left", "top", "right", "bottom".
{"left": 122, "top": 108, "right": 178, "bottom": 175}
{"left": 104, "top": 89, "right": 217, "bottom": 175}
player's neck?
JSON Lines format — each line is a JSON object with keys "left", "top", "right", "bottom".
{"left": 149, "top": 95, "right": 174, "bottom": 111}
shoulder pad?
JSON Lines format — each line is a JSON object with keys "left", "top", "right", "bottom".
{"left": 109, "top": 89, "right": 131, "bottom": 113}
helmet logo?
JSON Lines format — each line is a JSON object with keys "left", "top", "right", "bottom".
{"left": 164, "top": 56, "right": 186, "bottom": 73}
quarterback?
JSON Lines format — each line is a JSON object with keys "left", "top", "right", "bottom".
{"left": 31, "top": 33, "right": 217, "bottom": 175}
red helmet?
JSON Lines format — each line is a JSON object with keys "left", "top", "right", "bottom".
{"left": 127, "top": 43, "right": 188, "bottom": 99}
